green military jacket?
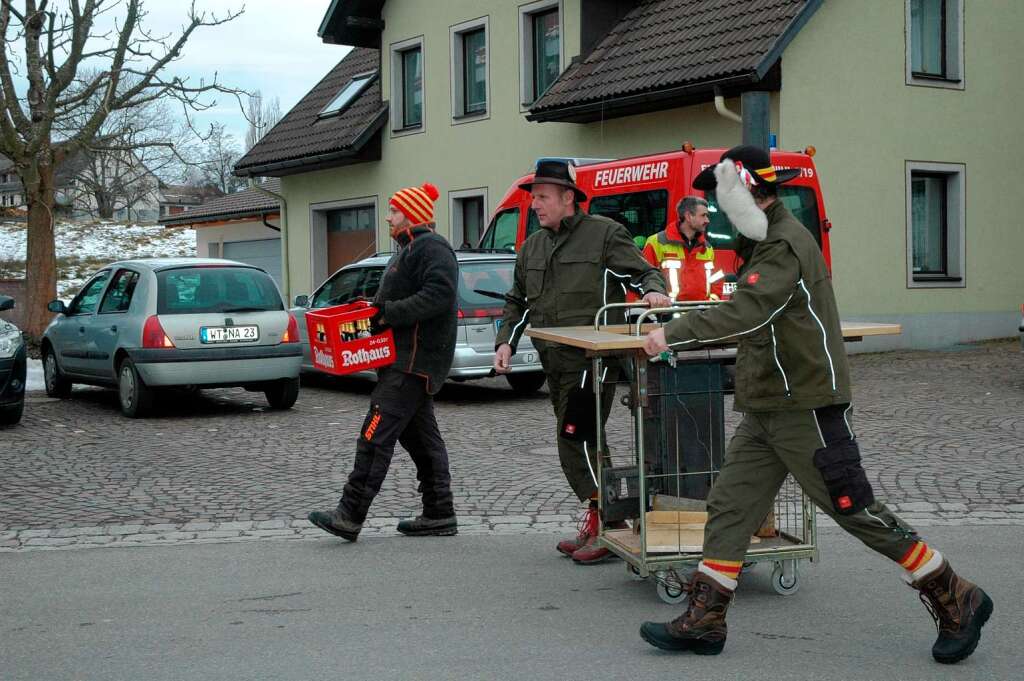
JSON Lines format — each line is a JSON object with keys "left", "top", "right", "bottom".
{"left": 496, "top": 210, "right": 666, "bottom": 373}
{"left": 663, "top": 200, "right": 852, "bottom": 412}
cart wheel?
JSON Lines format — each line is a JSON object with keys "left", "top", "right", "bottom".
{"left": 627, "top": 564, "right": 645, "bottom": 581}
{"left": 771, "top": 561, "right": 800, "bottom": 596}
{"left": 655, "top": 572, "right": 688, "bottom": 605}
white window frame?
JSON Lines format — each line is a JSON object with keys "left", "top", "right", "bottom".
{"left": 905, "top": 161, "right": 966, "bottom": 289}
{"left": 449, "top": 187, "right": 489, "bottom": 248}
{"left": 309, "top": 195, "right": 379, "bottom": 287}
{"left": 390, "top": 35, "right": 425, "bottom": 136}
{"left": 519, "top": 0, "right": 563, "bottom": 109}
{"left": 905, "top": 0, "right": 964, "bottom": 90}
{"left": 450, "top": 16, "right": 490, "bottom": 125}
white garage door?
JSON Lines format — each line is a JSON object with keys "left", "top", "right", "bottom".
{"left": 223, "top": 239, "right": 282, "bottom": 290}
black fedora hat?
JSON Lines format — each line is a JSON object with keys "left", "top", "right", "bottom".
{"left": 519, "top": 159, "right": 588, "bottom": 202}
{"left": 693, "top": 145, "right": 801, "bottom": 191}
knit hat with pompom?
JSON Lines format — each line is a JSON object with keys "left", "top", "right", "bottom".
{"left": 390, "top": 182, "right": 440, "bottom": 226}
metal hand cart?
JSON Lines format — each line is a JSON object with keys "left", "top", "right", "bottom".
{"left": 532, "top": 302, "right": 818, "bottom": 604}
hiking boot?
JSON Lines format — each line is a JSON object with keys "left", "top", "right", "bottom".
{"left": 396, "top": 515, "right": 458, "bottom": 537}
{"left": 639, "top": 571, "right": 732, "bottom": 655}
{"left": 911, "top": 559, "right": 993, "bottom": 664}
{"left": 308, "top": 507, "right": 362, "bottom": 542}
{"left": 556, "top": 506, "right": 599, "bottom": 556}
{"left": 571, "top": 520, "right": 627, "bottom": 564}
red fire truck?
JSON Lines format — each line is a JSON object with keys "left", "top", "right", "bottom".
{"left": 477, "top": 144, "right": 831, "bottom": 296}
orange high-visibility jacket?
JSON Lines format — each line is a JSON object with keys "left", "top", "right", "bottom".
{"left": 642, "top": 224, "right": 724, "bottom": 301}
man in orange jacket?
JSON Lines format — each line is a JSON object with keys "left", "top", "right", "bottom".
{"left": 642, "top": 196, "right": 725, "bottom": 302}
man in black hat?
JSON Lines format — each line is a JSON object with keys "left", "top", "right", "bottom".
{"left": 637, "top": 145, "right": 992, "bottom": 664}
{"left": 494, "top": 159, "right": 671, "bottom": 565}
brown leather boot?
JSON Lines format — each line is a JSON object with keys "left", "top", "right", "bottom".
{"left": 571, "top": 520, "right": 627, "bottom": 564}
{"left": 639, "top": 571, "right": 732, "bottom": 654}
{"left": 911, "top": 559, "right": 993, "bottom": 664}
{"left": 556, "top": 506, "right": 598, "bottom": 556}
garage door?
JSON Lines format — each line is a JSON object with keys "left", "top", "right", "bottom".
{"left": 223, "top": 239, "right": 283, "bottom": 289}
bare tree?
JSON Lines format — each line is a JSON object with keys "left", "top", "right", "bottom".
{"left": 201, "top": 121, "right": 243, "bottom": 194}
{"left": 244, "top": 89, "right": 281, "bottom": 151}
{"left": 0, "top": 0, "right": 246, "bottom": 337}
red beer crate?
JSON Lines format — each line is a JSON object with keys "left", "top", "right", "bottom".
{"left": 304, "top": 301, "right": 396, "bottom": 376}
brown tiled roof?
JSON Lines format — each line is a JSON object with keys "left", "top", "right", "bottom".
{"left": 234, "top": 47, "right": 387, "bottom": 176}
{"left": 159, "top": 179, "right": 281, "bottom": 226}
{"left": 529, "top": 0, "right": 820, "bottom": 122}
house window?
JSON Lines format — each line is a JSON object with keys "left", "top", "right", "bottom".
{"left": 520, "top": 0, "right": 562, "bottom": 106}
{"left": 906, "top": 0, "right": 963, "bottom": 89}
{"left": 450, "top": 189, "right": 487, "bottom": 248}
{"left": 319, "top": 71, "right": 377, "bottom": 118}
{"left": 906, "top": 162, "right": 966, "bottom": 288}
{"left": 391, "top": 37, "right": 424, "bottom": 133}
{"left": 450, "top": 18, "right": 489, "bottom": 121}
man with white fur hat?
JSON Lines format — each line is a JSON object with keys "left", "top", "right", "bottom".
{"left": 638, "top": 145, "right": 992, "bottom": 664}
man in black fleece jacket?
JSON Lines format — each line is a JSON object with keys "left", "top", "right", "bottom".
{"left": 309, "top": 182, "right": 459, "bottom": 541}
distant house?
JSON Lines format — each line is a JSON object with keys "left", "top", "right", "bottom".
{"left": 158, "top": 183, "right": 224, "bottom": 218}
{"left": 158, "top": 179, "right": 284, "bottom": 289}
{"left": 1, "top": 152, "right": 186, "bottom": 222}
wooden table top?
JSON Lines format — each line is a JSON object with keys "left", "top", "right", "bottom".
{"left": 527, "top": 322, "right": 902, "bottom": 352}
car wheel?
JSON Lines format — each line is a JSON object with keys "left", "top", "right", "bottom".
{"left": 0, "top": 401, "right": 23, "bottom": 426}
{"left": 265, "top": 377, "right": 299, "bottom": 410}
{"left": 118, "top": 358, "right": 154, "bottom": 418}
{"left": 43, "top": 350, "right": 72, "bottom": 398}
{"left": 506, "top": 372, "right": 546, "bottom": 395}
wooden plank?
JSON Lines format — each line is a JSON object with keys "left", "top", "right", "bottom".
{"left": 605, "top": 527, "right": 760, "bottom": 554}
{"left": 527, "top": 321, "right": 901, "bottom": 351}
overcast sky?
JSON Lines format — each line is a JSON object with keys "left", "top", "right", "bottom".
{"left": 143, "top": 0, "right": 351, "bottom": 144}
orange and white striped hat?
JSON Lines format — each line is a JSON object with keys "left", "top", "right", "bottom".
{"left": 390, "top": 182, "right": 440, "bottom": 226}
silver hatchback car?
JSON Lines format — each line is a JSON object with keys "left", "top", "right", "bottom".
{"left": 42, "top": 258, "right": 303, "bottom": 417}
{"left": 291, "top": 251, "right": 546, "bottom": 393}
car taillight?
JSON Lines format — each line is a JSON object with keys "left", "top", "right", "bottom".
{"left": 142, "top": 315, "right": 175, "bottom": 348}
{"left": 282, "top": 314, "right": 300, "bottom": 343}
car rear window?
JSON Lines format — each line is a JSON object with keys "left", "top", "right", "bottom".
{"left": 458, "top": 260, "right": 513, "bottom": 316}
{"left": 157, "top": 267, "right": 283, "bottom": 315}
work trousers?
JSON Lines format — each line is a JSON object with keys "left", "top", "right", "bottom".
{"left": 547, "top": 367, "right": 618, "bottom": 502}
{"left": 339, "top": 369, "right": 454, "bottom": 523}
{"left": 703, "top": 406, "right": 922, "bottom": 564}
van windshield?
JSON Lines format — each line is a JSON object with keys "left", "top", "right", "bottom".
{"left": 479, "top": 208, "right": 519, "bottom": 251}
{"left": 705, "top": 186, "right": 822, "bottom": 250}
{"left": 588, "top": 189, "right": 669, "bottom": 243}
{"left": 157, "top": 267, "right": 283, "bottom": 315}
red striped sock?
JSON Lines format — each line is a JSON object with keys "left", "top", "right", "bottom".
{"left": 899, "top": 541, "right": 939, "bottom": 578}
{"left": 699, "top": 559, "right": 742, "bottom": 589}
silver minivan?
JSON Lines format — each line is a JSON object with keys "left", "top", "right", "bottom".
{"left": 291, "top": 251, "right": 546, "bottom": 393}
{"left": 42, "top": 258, "right": 303, "bottom": 417}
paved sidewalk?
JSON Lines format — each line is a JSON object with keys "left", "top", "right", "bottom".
{"left": 2, "top": 340, "right": 1022, "bottom": 551}
{"left": 1, "top": 525, "right": 1018, "bottom": 681}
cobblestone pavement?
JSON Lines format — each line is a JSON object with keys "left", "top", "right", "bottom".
{"left": 2, "top": 340, "right": 1022, "bottom": 552}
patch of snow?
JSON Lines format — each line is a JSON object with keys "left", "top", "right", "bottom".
{"left": 1, "top": 220, "right": 196, "bottom": 299}
{"left": 26, "top": 357, "right": 44, "bottom": 392}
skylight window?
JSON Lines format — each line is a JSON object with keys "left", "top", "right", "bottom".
{"left": 318, "top": 71, "right": 376, "bottom": 118}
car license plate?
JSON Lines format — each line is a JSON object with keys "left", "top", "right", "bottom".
{"left": 494, "top": 318, "right": 503, "bottom": 333}
{"left": 200, "top": 325, "right": 259, "bottom": 343}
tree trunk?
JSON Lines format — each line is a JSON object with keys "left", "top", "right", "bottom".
{"left": 94, "top": 189, "right": 115, "bottom": 219}
{"left": 23, "top": 162, "right": 59, "bottom": 339}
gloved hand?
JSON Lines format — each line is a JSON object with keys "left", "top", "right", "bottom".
{"left": 369, "top": 305, "right": 388, "bottom": 334}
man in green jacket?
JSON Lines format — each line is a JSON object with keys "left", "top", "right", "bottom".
{"left": 638, "top": 146, "right": 992, "bottom": 664}
{"left": 494, "top": 159, "right": 670, "bottom": 564}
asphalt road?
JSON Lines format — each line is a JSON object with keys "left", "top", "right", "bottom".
{"left": 1, "top": 524, "right": 1019, "bottom": 681}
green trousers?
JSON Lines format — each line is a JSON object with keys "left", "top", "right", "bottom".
{"left": 547, "top": 369, "right": 617, "bottom": 502}
{"left": 704, "top": 408, "right": 922, "bottom": 565}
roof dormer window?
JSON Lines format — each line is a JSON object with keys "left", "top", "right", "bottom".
{"left": 318, "top": 70, "right": 377, "bottom": 118}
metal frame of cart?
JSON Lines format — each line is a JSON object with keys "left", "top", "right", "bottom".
{"left": 592, "top": 302, "right": 815, "bottom": 603}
